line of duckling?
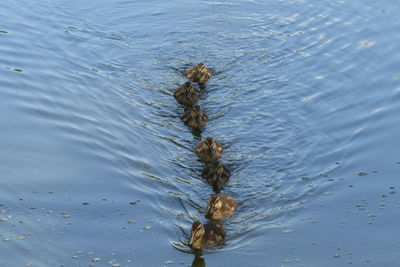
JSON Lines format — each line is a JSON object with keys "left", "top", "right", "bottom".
{"left": 173, "top": 63, "right": 237, "bottom": 251}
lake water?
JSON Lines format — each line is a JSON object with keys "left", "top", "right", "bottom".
{"left": 1, "top": 0, "right": 399, "bottom": 266}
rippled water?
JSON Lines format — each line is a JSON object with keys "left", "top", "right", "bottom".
{"left": 1, "top": 0, "right": 400, "bottom": 266}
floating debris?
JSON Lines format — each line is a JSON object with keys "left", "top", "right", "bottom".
{"left": 358, "top": 172, "right": 368, "bottom": 176}
{"left": 129, "top": 200, "right": 140, "bottom": 205}
{"left": 111, "top": 33, "right": 125, "bottom": 39}
{"left": 359, "top": 40, "right": 375, "bottom": 48}
{"left": 142, "top": 172, "right": 168, "bottom": 183}
{"left": 61, "top": 213, "right": 71, "bottom": 218}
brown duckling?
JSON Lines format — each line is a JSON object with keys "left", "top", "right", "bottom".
{"left": 185, "top": 63, "right": 212, "bottom": 83}
{"left": 195, "top": 137, "right": 223, "bottom": 162}
{"left": 173, "top": 81, "right": 200, "bottom": 106}
{"left": 188, "top": 220, "right": 226, "bottom": 250}
{"left": 181, "top": 105, "right": 208, "bottom": 129}
{"left": 202, "top": 161, "right": 231, "bottom": 188}
{"left": 205, "top": 194, "right": 237, "bottom": 220}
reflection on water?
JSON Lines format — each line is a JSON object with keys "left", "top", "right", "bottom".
{"left": 191, "top": 251, "right": 206, "bottom": 267}
{"left": 1, "top": 0, "right": 400, "bottom": 266}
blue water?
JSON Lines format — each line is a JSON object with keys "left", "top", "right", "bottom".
{"left": 1, "top": 0, "right": 399, "bottom": 266}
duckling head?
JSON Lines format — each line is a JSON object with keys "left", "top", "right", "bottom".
{"left": 205, "top": 137, "right": 213, "bottom": 145}
{"left": 197, "top": 63, "right": 205, "bottom": 71}
{"left": 205, "top": 137, "right": 215, "bottom": 156}
{"left": 206, "top": 196, "right": 223, "bottom": 219}
{"left": 195, "top": 63, "right": 205, "bottom": 80}
{"left": 189, "top": 221, "right": 205, "bottom": 249}
{"left": 183, "top": 81, "right": 192, "bottom": 98}
{"left": 184, "top": 81, "right": 192, "bottom": 88}
{"left": 191, "top": 105, "right": 202, "bottom": 121}
{"left": 216, "top": 163, "right": 224, "bottom": 177}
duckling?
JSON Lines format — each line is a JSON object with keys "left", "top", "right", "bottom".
{"left": 185, "top": 63, "right": 212, "bottom": 83}
{"left": 202, "top": 161, "right": 231, "bottom": 188}
{"left": 173, "top": 81, "right": 200, "bottom": 106}
{"left": 195, "top": 137, "right": 223, "bottom": 162}
{"left": 181, "top": 105, "right": 208, "bottom": 129}
{"left": 205, "top": 194, "right": 237, "bottom": 220}
{"left": 188, "top": 221, "right": 226, "bottom": 250}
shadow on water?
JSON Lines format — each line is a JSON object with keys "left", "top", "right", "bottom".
{"left": 191, "top": 128, "right": 202, "bottom": 140}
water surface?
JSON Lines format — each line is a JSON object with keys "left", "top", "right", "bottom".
{"left": 1, "top": 0, "right": 399, "bottom": 266}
